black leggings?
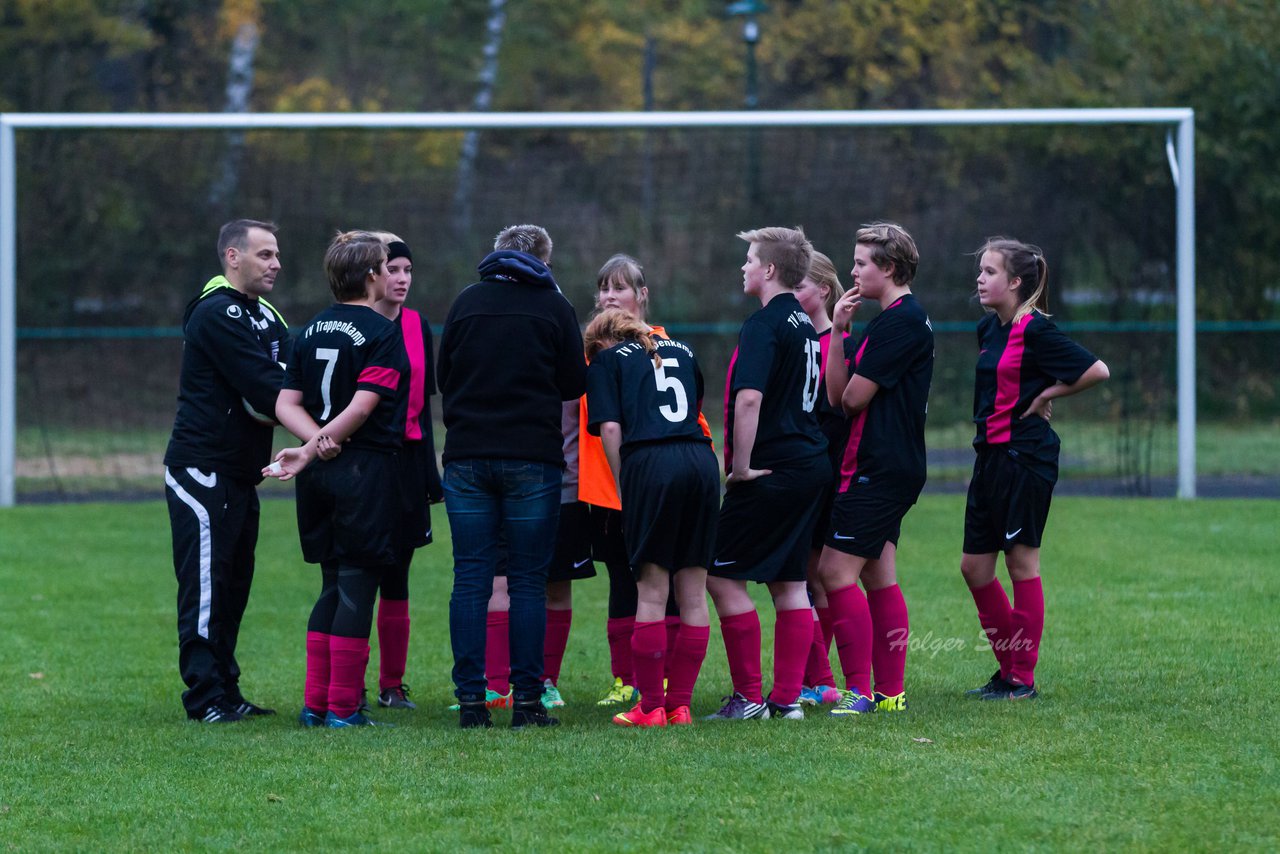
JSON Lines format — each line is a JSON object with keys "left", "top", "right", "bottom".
{"left": 307, "top": 559, "right": 384, "bottom": 639}
{"left": 379, "top": 550, "right": 412, "bottom": 601}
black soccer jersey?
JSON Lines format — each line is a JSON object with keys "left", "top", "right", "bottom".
{"left": 164, "top": 281, "right": 293, "bottom": 483}
{"left": 285, "top": 303, "right": 408, "bottom": 452}
{"left": 586, "top": 337, "right": 711, "bottom": 455}
{"left": 838, "top": 294, "right": 934, "bottom": 503}
{"left": 971, "top": 309, "right": 1098, "bottom": 481}
{"left": 723, "top": 292, "right": 827, "bottom": 473}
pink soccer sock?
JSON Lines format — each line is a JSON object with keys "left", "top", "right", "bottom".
{"left": 663, "top": 615, "right": 681, "bottom": 679}
{"left": 631, "top": 620, "right": 667, "bottom": 713}
{"left": 827, "top": 583, "right": 872, "bottom": 698}
{"left": 304, "top": 631, "right": 331, "bottom": 712}
{"left": 817, "top": 605, "right": 836, "bottom": 656}
{"left": 867, "top": 584, "right": 909, "bottom": 697}
{"left": 969, "top": 577, "right": 1015, "bottom": 677}
{"left": 718, "top": 610, "right": 763, "bottom": 704}
{"left": 542, "top": 608, "right": 573, "bottom": 685}
{"left": 486, "top": 611, "right": 510, "bottom": 695}
{"left": 771, "top": 608, "right": 814, "bottom": 706}
{"left": 1009, "top": 577, "right": 1045, "bottom": 688}
{"left": 606, "top": 616, "right": 636, "bottom": 684}
{"left": 328, "top": 635, "right": 370, "bottom": 718}
{"left": 665, "top": 623, "right": 710, "bottom": 711}
{"left": 376, "top": 597, "right": 410, "bottom": 690}
{"left": 803, "top": 609, "right": 837, "bottom": 688}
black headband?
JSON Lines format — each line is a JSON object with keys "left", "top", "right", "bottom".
{"left": 386, "top": 241, "right": 412, "bottom": 263}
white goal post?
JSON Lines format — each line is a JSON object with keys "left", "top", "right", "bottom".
{"left": 0, "top": 107, "right": 1197, "bottom": 506}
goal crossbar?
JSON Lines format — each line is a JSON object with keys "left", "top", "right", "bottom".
{"left": 0, "top": 108, "right": 1197, "bottom": 505}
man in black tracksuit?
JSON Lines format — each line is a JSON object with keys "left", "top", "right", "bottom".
{"left": 437, "top": 224, "right": 587, "bottom": 729}
{"left": 163, "top": 219, "right": 291, "bottom": 723}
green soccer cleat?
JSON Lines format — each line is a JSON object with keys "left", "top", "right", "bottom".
{"left": 873, "top": 691, "right": 908, "bottom": 713}
{"left": 541, "top": 679, "right": 565, "bottom": 709}
{"left": 597, "top": 677, "right": 639, "bottom": 706}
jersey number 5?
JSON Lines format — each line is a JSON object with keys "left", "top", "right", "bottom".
{"left": 801, "top": 339, "right": 821, "bottom": 412}
{"left": 653, "top": 357, "right": 689, "bottom": 423}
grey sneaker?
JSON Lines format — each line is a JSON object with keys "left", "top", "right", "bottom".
{"left": 378, "top": 684, "right": 417, "bottom": 710}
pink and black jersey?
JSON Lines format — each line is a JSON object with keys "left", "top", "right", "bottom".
{"left": 972, "top": 309, "right": 1097, "bottom": 481}
{"left": 585, "top": 336, "right": 711, "bottom": 455}
{"left": 285, "top": 303, "right": 408, "bottom": 452}
{"left": 815, "top": 327, "right": 853, "bottom": 466}
{"left": 723, "top": 292, "right": 827, "bottom": 473}
{"left": 838, "top": 294, "right": 934, "bottom": 503}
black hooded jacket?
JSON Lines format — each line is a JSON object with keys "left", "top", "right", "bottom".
{"left": 437, "top": 251, "right": 586, "bottom": 467}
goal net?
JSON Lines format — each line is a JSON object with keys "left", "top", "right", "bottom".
{"left": 2, "top": 110, "right": 1209, "bottom": 504}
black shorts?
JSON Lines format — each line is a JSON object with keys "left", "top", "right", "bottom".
{"left": 588, "top": 505, "right": 629, "bottom": 568}
{"left": 619, "top": 441, "right": 721, "bottom": 575}
{"left": 963, "top": 447, "right": 1054, "bottom": 554}
{"left": 824, "top": 488, "right": 914, "bottom": 559}
{"left": 397, "top": 439, "right": 434, "bottom": 550}
{"left": 296, "top": 447, "right": 402, "bottom": 568}
{"left": 548, "top": 501, "right": 597, "bottom": 583}
{"left": 711, "top": 451, "right": 831, "bottom": 584}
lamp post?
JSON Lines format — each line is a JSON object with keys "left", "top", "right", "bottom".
{"left": 726, "top": 0, "right": 768, "bottom": 203}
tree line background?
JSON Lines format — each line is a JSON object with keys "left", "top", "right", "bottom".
{"left": 2, "top": 0, "right": 1278, "bottom": 496}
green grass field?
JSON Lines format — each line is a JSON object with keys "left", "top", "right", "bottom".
{"left": 1, "top": 496, "right": 1277, "bottom": 851}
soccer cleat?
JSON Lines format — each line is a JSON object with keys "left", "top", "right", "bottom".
{"left": 873, "top": 691, "right": 909, "bottom": 713}
{"left": 378, "top": 684, "right": 417, "bottom": 710}
{"left": 766, "top": 699, "right": 805, "bottom": 721}
{"left": 982, "top": 682, "right": 1039, "bottom": 701}
{"left": 191, "top": 702, "right": 244, "bottom": 723}
{"left": 511, "top": 701, "right": 560, "bottom": 729}
{"left": 541, "top": 679, "right": 565, "bottom": 709}
{"left": 459, "top": 702, "right": 493, "bottom": 729}
{"left": 298, "top": 706, "right": 326, "bottom": 728}
{"left": 597, "top": 677, "right": 639, "bottom": 707}
{"left": 966, "top": 671, "right": 1011, "bottom": 697}
{"left": 325, "top": 710, "right": 392, "bottom": 728}
{"left": 357, "top": 690, "right": 372, "bottom": 713}
{"left": 665, "top": 706, "right": 693, "bottom": 725}
{"left": 230, "top": 700, "right": 276, "bottom": 717}
{"left": 703, "top": 692, "right": 769, "bottom": 721}
{"left": 799, "top": 685, "right": 842, "bottom": 706}
{"left": 828, "top": 689, "right": 876, "bottom": 717}
{"left": 612, "top": 703, "right": 667, "bottom": 727}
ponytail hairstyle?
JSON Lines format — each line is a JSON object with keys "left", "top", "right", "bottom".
{"left": 584, "top": 307, "right": 662, "bottom": 368}
{"left": 979, "top": 237, "right": 1050, "bottom": 322}
{"left": 807, "top": 250, "right": 845, "bottom": 318}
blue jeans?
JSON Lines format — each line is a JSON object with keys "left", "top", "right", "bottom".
{"left": 444, "top": 459, "right": 562, "bottom": 702}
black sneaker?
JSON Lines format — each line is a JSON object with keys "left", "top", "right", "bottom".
{"left": 981, "top": 680, "right": 1039, "bottom": 701}
{"left": 966, "top": 671, "right": 1011, "bottom": 697}
{"left": 511, "top": 700, "right": 560, "bottom": 729}
{"left": 378, "top": 684, "right": 417, "bottom": 710}
{"left": 459, "top": 701, "right": 493, "bottom": 729}
{"left": 231, "top": 700, "right": 277, "bottom": 717}
{"left": 190, "top": 702, "right": 244, "bottom": 723}
{"left": 357, "top": 690, "right": 372, "bottom": 714}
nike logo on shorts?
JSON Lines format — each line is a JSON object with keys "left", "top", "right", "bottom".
{"left": 832, "top": 532, "right": 856, "bottom": 540}
{"left": 1005, "top": 528, "right": 1023, "bottom": 540}
{"left": 713, "top": 559, "right": 737, "bottom": 567}
{"left": 573, "top": 558, "right": 591, "bottom": 568}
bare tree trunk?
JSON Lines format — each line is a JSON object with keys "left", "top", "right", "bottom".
{"left": 453, "top": 0, "right": 507, "bottom": 239}
{"left": 208, "top": 21, "right": 258, "bottom": 212}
